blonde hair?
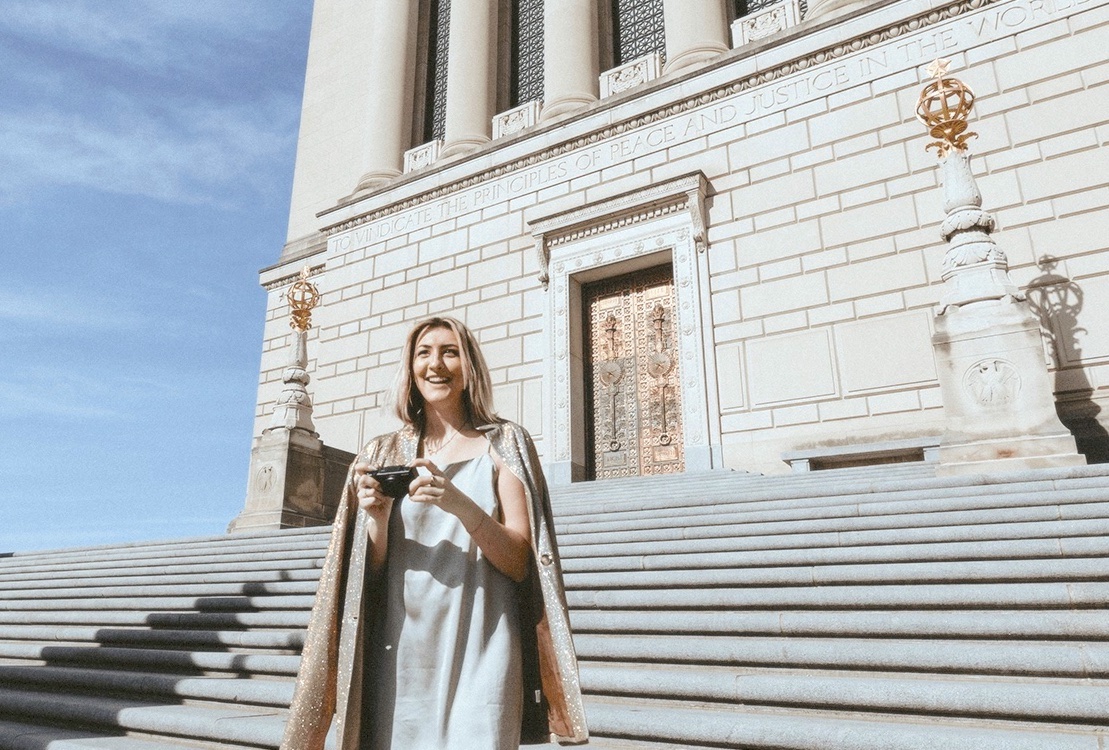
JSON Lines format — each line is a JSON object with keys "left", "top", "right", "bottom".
{"left": 393, "top": 316, "right": 499, "bottom": 428}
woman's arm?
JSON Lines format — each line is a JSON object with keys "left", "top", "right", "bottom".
{"left": 409, "top": 457, "right": 533, "bottom": 582}
{"left": 351, "top": 461, "right": 394, "bottom": 573}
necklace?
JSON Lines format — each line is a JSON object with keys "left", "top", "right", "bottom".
{"left": 425, "top": 425, "right": 466, "bottom": 455}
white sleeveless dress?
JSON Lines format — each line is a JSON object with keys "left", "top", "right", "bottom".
{"left": 362, "top": 452, "right": 523, "bottom": 750}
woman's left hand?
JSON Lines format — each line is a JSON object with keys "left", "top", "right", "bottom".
{"left": 408, "top": 458, "right": 467, "bottom": 515}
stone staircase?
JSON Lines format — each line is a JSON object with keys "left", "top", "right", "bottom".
{"left": 3, "top": 462, "right": 1109, "bottom": 748}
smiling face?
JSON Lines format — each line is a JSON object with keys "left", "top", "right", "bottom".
{"left": 412, "top": 325, "right": 467, "bottom": 416}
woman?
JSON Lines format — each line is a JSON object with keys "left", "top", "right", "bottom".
{"left": 283, "top": 317, "right": 587, "bottom": 750}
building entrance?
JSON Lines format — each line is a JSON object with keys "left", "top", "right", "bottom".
{"left": 583, "top": 263, "right": 685, "bottom": 479}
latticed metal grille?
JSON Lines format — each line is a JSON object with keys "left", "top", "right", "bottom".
{"left": 511, "top": 0, "right": 544, "bottom": 105}
{"left": 424, "top": 0, "right": 451, "bottom": 142}
{"left": 611, "top": 0, "right": 665, "bottom": 66}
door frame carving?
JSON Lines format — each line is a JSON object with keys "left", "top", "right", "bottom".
{"left": 529, "top": 172, "right": 722, "bottom": 484}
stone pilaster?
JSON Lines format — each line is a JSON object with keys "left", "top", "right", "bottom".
{"left": 662, "top": 0, "right": 729, "bottom": 75}
{"left": 352, "top": 0, "right": 418, "bottom": 194}
{"left": 440, "top": 0, "right": 498, "bottom": 159}
{"left": 540, "top": 0, "right": 600, "bottom": 121}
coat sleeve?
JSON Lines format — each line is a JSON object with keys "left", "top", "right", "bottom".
{"left": 282, "top": 437, "right": 384, "bottom": 750}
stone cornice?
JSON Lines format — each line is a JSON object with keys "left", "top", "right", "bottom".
{"left": 322, "top": 0, "right": 998, "bottom": 237}
{"left": 528, "top": 173, "right": 711, "bottom": 288}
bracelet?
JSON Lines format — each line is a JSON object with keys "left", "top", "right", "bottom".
{"left": 470, "top": 514, "right": 489, "bottom": 536}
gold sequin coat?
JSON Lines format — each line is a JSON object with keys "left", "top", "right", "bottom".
{"left": 281, "top": 421, "right": 588, "bottom": 749}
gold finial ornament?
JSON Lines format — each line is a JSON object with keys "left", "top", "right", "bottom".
{"left": 288, "top": 266, "right": 321, "bottom": 332}
{"left": 916, "top": 58, "right": 978, "bottom": 156}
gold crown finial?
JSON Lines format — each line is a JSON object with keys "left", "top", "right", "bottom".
{"left": 288, "top": 266, "right": 321, "bottom": 332}
{"left": 916, "top": 59, "right": 977, "bottom": 156}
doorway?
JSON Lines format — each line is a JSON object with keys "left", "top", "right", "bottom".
{"left": 583, "top": 263, "right": 685, "bottom": 479}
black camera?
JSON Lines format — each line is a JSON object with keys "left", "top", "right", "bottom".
{"left": 369, "top": 465, "right": 417, "bottom": 500}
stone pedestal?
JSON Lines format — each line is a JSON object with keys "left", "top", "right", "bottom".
{"left": 932, "top": 299, "right": 1084, "bottom": 475}
{"left": 925, "top": 149, "right": 1083, "bottom": 475}
{"left": 230, "top": 295, "right": 356, "bottom": 532}
{"left": 230, "top": 429, "right": 328, "bottom": 531}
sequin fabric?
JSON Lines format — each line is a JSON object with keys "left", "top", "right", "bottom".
{"left": 281, "top": 422, "right": 588, "bottom": 749}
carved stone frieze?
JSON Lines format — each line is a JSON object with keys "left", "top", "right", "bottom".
{"left": 732, "top": 0, "right": 801, "bottom": 47}
{"left": 403, "top": 140, "right": 443, "bottom": 173}
{"left": 600, "top": 53, "right": 663, "bottom": 99}
{"left": 493, "top": 100, "right": 542, "bottom": 140}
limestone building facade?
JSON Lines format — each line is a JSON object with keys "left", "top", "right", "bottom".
{"left": 255, "top": 0, "right": 1109, "bottom": 484}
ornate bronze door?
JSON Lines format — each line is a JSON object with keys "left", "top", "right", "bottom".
{"left": 584, "top": 264, "right": 684, "bottom": 479}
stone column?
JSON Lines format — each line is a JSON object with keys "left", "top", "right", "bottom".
{"left": 440, "top": 0, "right": 498, "bottom": 159}
{"left": 540, "top": 0, "right": 600, "bottom": 122}
{"left": 662, "top": 0, "right": 729, "bottom": 76}
{"left": 353, "top": 0, "right": 418, "bottom": 194}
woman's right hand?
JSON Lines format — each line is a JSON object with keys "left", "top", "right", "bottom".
{"left": 352, "top": 462, "right": 393, "bottom": 521}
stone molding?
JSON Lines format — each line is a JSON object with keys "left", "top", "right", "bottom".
{"left": 262, "top": 264, "right": 325, "bottom": 293}
{"left": 403, "top": 139, "right": 443, "bottom": 173}
{"left": 320, "top": 0, "right": 1001, "bottom": 237}
{"left": 493, "top": 100, "right": 542, "bottom": 140}
{"left": 599, "top": 53, "right": 663, "bottom": 99}
{"left": 528, "top": 172, "right": 711, "bottom": 288}
{"left": 732, "top": 0, "right": 802, "bottom": 47}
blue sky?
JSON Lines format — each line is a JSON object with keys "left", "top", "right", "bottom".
{"left": 0, "top": 1, "right": 314, "bottom": 552}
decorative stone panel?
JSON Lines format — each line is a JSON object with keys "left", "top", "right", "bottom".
{"left": 731, "top": 0, "right": 801, "bottom": 48}
{"left": 493, "top": 100, "right": 542, "bottom": 140}
{"left": 403, "top": 139, "right": 442, "bottom": 174}
{"left": 599, "top": 52, "right": 662, "bottom": 99}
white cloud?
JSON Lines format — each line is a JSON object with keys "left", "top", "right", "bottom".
{"left": 0, "top": 0, "right": 304, "bottom": 206}
{"left": 0, "top": 288, "right": 144, "bottom": 330}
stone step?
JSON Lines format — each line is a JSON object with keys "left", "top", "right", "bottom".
{"left": 0, "top": 688, "right": 285, "bottom": 748}
{"left": 551, "top": 464, "right": 1109, "bottom": 511}
{"left": 0, "top": 594, "right": 315, "bottom": 613}
{"left": 0, "top": 665, "right": 293, "bottom": 707}
{"left": 0, "top": 625, "right": 303, "bottom": 651}
{"left": 0, "top": 642, "right": 299, "bottom": 675}
{"left": 0, "top": 719, "right": 241, "bottom": 750}
{"left": 560, "top": 517, "right": 1109, "bottom": 558}
{"left": 573, "top": 633, "right": 1109, "bottom": 677}
{"left": 0, "top": 526, "right": 328, "bottom": 562}
{"left": 0, "top": 541, "right": 328, "bottom": 578}
{"left": 0, "top": 558, "right": 325, "bottom": 586}
{"left": 564, "top": 533, "right": 1109, "bottom": 572}
{"left": 0, "top": 580, "right": 320, "bottom": 601}
{"left": 555, "top": 482, "right": 1109, "bottom": 532}
{"left": 580, "top": 694, "right": 1104, "bottom": 750}
{"left": 567, "top": 580, "right": 1109, "bottom": 610}
{"left": 569, "top": 607, "right": 1109, "bottom": 638}
{"left": 558, "top": 499, "right": 1109, "bottom": 547}
{"left": 0, "top": 610, "right": 309, "bottom": 629}
{"left": 564, "top": 556, "right": 1109, "bottom": 590}
{"left": 581, "top": 661, "right": 1109, "bottom": 724}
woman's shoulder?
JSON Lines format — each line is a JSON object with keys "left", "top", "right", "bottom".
{"left": 478, "top": 419, "right": 533, "bottom": 442}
